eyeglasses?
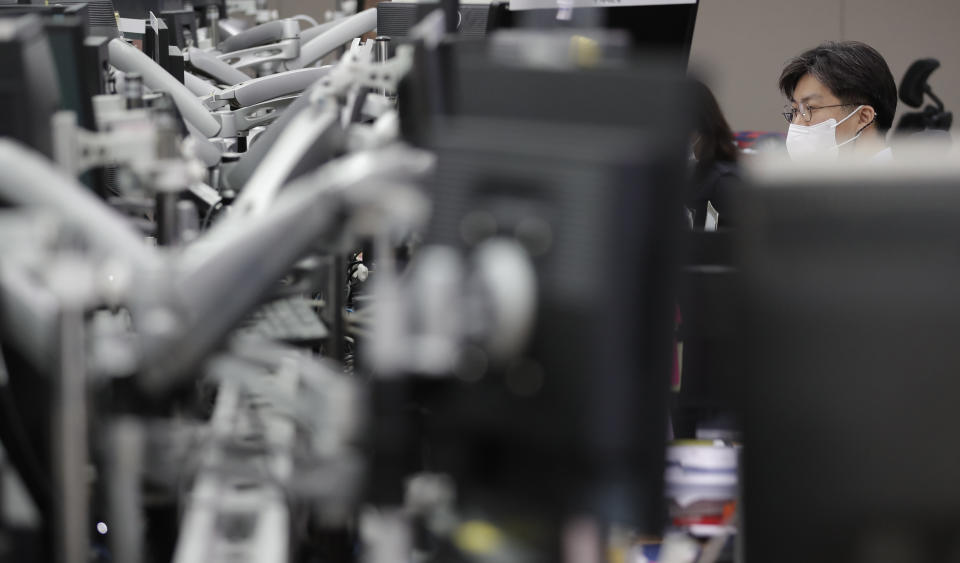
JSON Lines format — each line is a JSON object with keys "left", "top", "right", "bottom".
{"left": 782, "top": 102, "right": 856, "bottom": 124}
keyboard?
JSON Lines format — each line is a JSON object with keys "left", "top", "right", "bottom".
{"left": 240, "top": 296, "right": 329, "bottom": 346}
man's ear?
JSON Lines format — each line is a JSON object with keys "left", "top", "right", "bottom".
{"left": 859, "top": 105, "right": 876, "bottom": 127}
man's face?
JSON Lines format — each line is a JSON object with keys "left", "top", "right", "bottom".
{"left": 788, "top": 73, "right": 862, "bottom": 143}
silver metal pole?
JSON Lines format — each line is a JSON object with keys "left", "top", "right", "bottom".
{"left": 49, "top": 258, "right": 92, "bottom": 563}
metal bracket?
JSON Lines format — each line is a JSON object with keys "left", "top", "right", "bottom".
{"left": 217, "top": 38, "right": 300, "bottom": 71}
{"left": 309, "top": 41, "right": 415, "bottom": 105}
{"left": 214, "top": 94, "right": 298, "bottom": 138}
{"left": 52, "top": 110, "right": 157, "bottom": 177}
{"left": 53, "top": 109, "right": 206, "bottom": 202}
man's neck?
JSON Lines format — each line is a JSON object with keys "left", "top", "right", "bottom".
{"left": 851, "top": 128, "right": 887, "bottom": 158}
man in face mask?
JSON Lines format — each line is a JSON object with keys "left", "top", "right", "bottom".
{"left": 779, "top": 41, "right": 897, "bottom": 161}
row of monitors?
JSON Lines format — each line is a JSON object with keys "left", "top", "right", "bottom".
{"left": 0, "top": 0, "right": 221, "bottom": 151}
{"left": 5, "top": 2, "right": 960, "bottom": 561}
{"left": 377, "top": 0, "right": 698, "bottom": 61}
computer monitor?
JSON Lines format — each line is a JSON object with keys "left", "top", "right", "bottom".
{"left": 376, "top": 1, "right": 509, "bottom": 39}
{"left": 377, "top": 0, "right": 696, "bottom": 60}
{"left": 138, "top": 11, "right": 186, "bottom": 82}
{"left": 48, "top": 0, "right": 121, "bottom": 39}
{"left": 672, "top": 228, "right": 740, "bottom": 439}
{"left": 160, "top": 8, "right": 196, "bottom": 49}
{"left": 145, "top": 12, "right": 170, "bottom": 68}
{"left": 0, "top": 3, "right": 89, "bottom": 30}
{"left": 0, "top": 5, "right": 107, "bottom": 131}
{"left": 0, "top": 8, "right": 111, "bottom": 194}
{"left": 505, "top": 0, "right": 698, "bottom": 64}
{"left": 0, "top": 15, "right": 62, "bottom": 157}
{"left": 738, "top": 159, "right": 960, "bottom": 563}
{"left": 190, "top": 0, "right": 225, "bottom": 28}
{"left": 398, "top": 28, "right": 648, "bottom": 148}
{"left": 82, "top": 35, "right": 109, "bottom": 101}
{"left": 374, "top": 53, "right": 693, "bottom": 558}
{"left": 112, "top": 0, "right": 182, "bottom": 19}
{"left": 450, "top": 39, "right": 680, "bottom": 127}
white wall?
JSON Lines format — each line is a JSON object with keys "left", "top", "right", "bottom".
{"left": 689, "top": 0, "right": 960, "bottom": 134}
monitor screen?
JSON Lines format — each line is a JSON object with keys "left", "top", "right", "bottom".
{"left": 504, "top": 0, "right": 698, "bottom": 65}
{"left": 412, "top": 54, "right": 693, "bottom": 543}
{"left": 377, "top": 1, "right": 500, "bottom": 39}
{"left": 44, "top": 0, "right": 121, "bottom": 39}
{"left": 739, "top": 160, "right": 960, "bottom": 563}
{"left": 0, "top": 15, "right": 62, "bottom": 157}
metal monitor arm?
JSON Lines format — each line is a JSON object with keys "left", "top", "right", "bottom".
{"left": 108, "top": 38, "right": 222, "bottom": 138}
{"left": 206, "top": 67, "right": 334, "bottom": 137}
{"left": 133, "top": 144, "right": 434, "bottom": 398}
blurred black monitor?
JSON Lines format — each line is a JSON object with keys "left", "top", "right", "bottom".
{"left": 739, "top": 163, "right": 960, "bottom": 563}
{"left": 449, "top": 38, "right": 678, "bottom": 126}
{"left": 189, "top": 0, "right": 225, "bottom": 27}
{"left": 160, "top": 8, "right": 196, "bottom": 49}
{"left": 145, "top": 11, "right": 170, "bottom": 68}
{"left": 44, "top": 0, "right": 120, "bottom": 38}
{"left": 379, "top": 0, "right": 696, "bottom": 62}
{"left": 139, "top": 11, "right": 184, "bottom": 81}
{"left": 505, "top": 0, "right": 698, "bottom": 64}
{"left": 396, "top": 55, "right": 693, "bottom": 558}
{"left": 0, "top": 4, "right": 107, "bottom": 130}
{"left": 0, "top": 2, "right": 90, "bottom": 31}
{"left": 399, "top": 31, "right": 666, "bottom": 147}
{"left": 113, "top": 0, "right": 181, "bottom": 19}
{"left": 672, "top": 228, "right": 740, "bottom": 439}
{"left": 377, "top": 1, "right": 509, "bottom": 39}
{"left": 0, "top": 14, "right": 62, "bottom": 157}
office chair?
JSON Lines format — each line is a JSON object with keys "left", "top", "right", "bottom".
{"left": 895, "top": 58, "right": 953, "bottom": 135}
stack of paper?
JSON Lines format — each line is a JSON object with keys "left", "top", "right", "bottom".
{"left": 664, "top": 441, "right": 739, "bottom": 537}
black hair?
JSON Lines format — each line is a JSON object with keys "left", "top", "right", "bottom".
{"left": 692, "top": 79, "right": 738, "bottom": 167}
{"left": 779, "top": 41, "right": 897, "bottom": 133}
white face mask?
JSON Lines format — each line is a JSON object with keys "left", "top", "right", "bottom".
{"left": 785, "top": 105, "right": 866, "bottom": 160}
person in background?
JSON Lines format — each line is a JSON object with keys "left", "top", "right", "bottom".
{"left": 687, "top": 80, "right": 739, "bottom": 229}
{"left": 780, "top": 41, "right": 897, "bottom": 161}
